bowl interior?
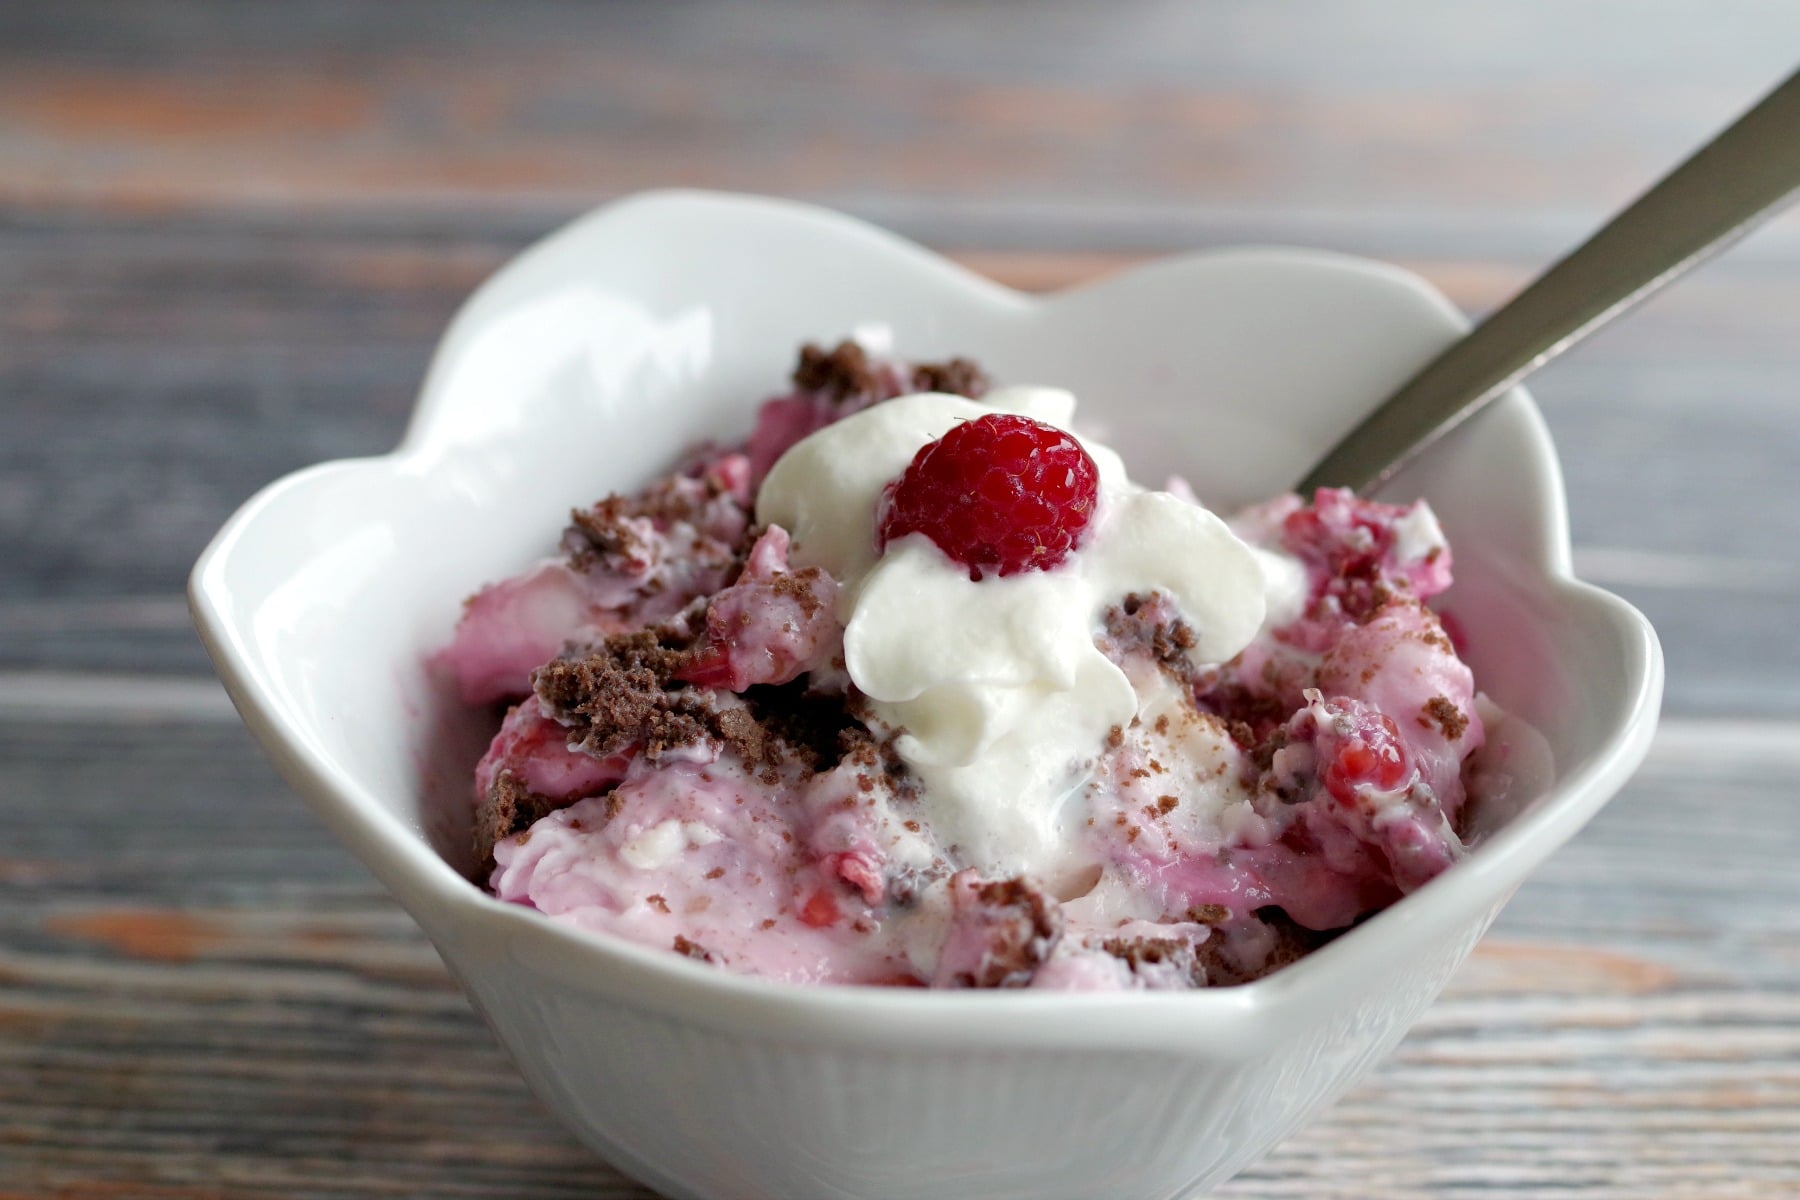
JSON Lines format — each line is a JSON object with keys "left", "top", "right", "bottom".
{"left": 193, "top": 191, "right": 1654, "bottom": 962}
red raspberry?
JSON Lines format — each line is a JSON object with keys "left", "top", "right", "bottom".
{"left": 798, "top": 887, "right": 841, "bottom": 928}
{"left": 876, "top": 413, "right": 1099, "bottom": 580}
{"left": 1321, "top": 706, "right": 1411, "bottom": 806}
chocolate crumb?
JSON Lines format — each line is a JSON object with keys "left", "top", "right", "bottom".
{"left": 672, "top": 934, "right": 715, "bottom": 963}
{"left": 1104, "top": 592, "right": 1200, "bottom": 676}
{"left": 646, "top": 894, "right": 670, "bottom": 913}
{"left": 714, "top": 706, "right": 767, "bottom": 768}
{"left": 1100, "top": 935, "right": 1204, "bottom": 986}
{"left": 535, "top": 627, "right": 861, "bottom": 782}
{"left": 910, "top": 357, "right": 990, "bottom": 398}
{"left": 794, "top": 340, "right": 880, "bottom": 400}
{"left": 563, "top": 465, "right": 749, "bottom": 575}
{"left": 533, "top": 628, "right": 701, "bottom": 760}
{"left": 955, "top": 876, "right": 1063, "bottom": 988}
{"left": 1423, "top": 695, "right": 1470, "bottom": 740}
{"left": 744, "top": 679, "right": 865, "bottom": 775}
{"left": 768, "top": 568, "right": 828, "bottom": 616}
{"left": 566, "top": 498, "right": 645, "bottom": 571}
{"left": 474, "top": 769, "right": 575, "bottom": 870}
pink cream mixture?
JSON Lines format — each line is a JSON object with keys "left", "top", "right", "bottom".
{"left": 436, "top": 343, "right": 1507, "bottom": 989}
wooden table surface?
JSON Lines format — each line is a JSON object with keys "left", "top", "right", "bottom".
{"left": 4, "top": 3, "right": 1799, "bottom": 1196}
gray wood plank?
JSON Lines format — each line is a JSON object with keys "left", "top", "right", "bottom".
{"left": 3, "top": 0, "right": 1799, "bottom": 227}
{"left": 1, "top": 715, "right": 1796, "bottom": 1197}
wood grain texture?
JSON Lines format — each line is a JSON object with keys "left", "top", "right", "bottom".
{"left": 3, "top": 1, "right": 1798, "bottom": 1195}
{"left": 3, "top": 0, "right": 1800, "bottom": 226}
{"left": 2, "top": 717, "right": 1796, "bottom": 1197}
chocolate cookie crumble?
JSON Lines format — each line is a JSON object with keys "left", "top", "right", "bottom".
{"left": 793, "top": 340, "right": 883, "bottom": 401}
{"left": 533, "top": 628, "right": 705, "bottom": 761}
{"left": 475, "top": 770, "right": 568, "bottom": 868}
{"left": 910, "top": 357, "right": 989, "bottom": 398}
{"left": 1100, "top": 934, "right": 1205, "bottom": 986}
{"left": 793, "top": 340, "right": 990, "bottom": 403}
{"left": 1422, "top": 695, "right": 1470, "bottom": 740}
{"left": 1104, "top": 592, "right": 1200, "bottom": 678}
{"left": 946, "top": 875, "right": 1064, "bottom": 988}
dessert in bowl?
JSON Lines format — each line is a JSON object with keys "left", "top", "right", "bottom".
{"left": 440, "top": 336, "right": 1537, "bottom": 993}
{"left": 191, "top": 191, "right": 1661, "bottom": 1199}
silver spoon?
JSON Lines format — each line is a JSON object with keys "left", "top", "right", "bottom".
{"left": 1298, "top": 67, "right": 1800, "bottom": 495}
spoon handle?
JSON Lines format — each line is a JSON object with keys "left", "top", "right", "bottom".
{"left": 1298, "top": 67, "right": 1800, "bottom": 495}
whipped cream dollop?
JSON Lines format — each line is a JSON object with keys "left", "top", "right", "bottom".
{"left": 758, "top": 388, "right": 1269, "bottom": 880}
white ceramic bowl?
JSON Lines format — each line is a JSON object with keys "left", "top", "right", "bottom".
{"left": 191, "top": 191, "right": 1662, "bottom": 1200}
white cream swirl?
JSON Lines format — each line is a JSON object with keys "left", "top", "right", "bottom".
{"left": 758, "top": 388, "right": 1267, "bottom": 880}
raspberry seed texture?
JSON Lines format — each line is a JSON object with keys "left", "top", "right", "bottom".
{"left": 877, "top": 413, "right": 1100, "bottom": 580}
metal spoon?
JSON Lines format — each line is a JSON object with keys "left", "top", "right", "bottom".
{"left": 1298, "top": 67, "right": 1800, "bottom": 496}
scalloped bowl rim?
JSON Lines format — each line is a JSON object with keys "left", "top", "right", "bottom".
{"left": 191, "top": 189, "right": 1662, "bottom": 1050}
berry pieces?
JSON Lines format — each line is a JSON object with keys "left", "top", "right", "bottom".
{"left": 1315, "top": 697, "right": 1413, "bottom": 807}
{"left": 876, "top": 413, "right": 1099, "bottom": 580}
